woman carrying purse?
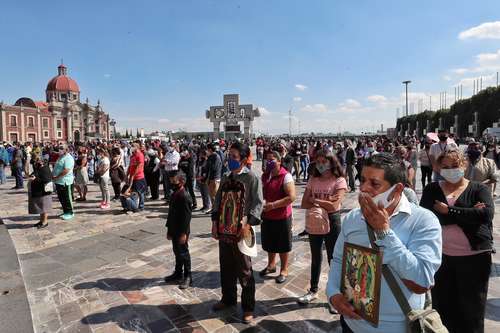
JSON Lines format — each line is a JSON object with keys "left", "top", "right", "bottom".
{"left": 296, "top": 150, "right": 347, "bottom": 314}
{"left": 29, "top": 157, "right": 53, "bottom": 229}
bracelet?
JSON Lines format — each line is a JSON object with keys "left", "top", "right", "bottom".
{"left": 375, "top": 229, "right": 391, "bottom": 240}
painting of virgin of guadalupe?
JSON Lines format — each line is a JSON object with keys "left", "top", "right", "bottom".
{"left": 341, "top": 242, "right": 383, "bottom": 326}
{"left": 218, "top": 177, "right": 245, "bottom": 237}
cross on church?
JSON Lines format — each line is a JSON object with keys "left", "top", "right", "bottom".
{"left": 206, "top": 94, "right": 260, "bottom": 140}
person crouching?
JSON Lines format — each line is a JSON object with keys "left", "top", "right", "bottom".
{"left": 120, "top": 184, "right": 140, "bottom": 213}
{"left": 164, "top": 170, "right": 193, "bottom": 289}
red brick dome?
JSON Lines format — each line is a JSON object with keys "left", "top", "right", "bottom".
{"left": 46, "top": 64, "right": 80, "bottom": 92}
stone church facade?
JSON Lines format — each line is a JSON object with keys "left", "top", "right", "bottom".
{"left": 0, "top": 63, "right": 110, "bottom": 143}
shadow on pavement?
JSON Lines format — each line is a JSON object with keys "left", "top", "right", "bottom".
{"left": 81, "top": 298, "right": 332, "bottom": 332}
{"left": 73, "top": 271, "right": 222, "bottom": 291}
{"left": 486, "top": 297, "right": 500, "bottom": 321}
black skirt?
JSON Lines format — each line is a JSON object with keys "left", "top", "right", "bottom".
{"left": 261, "top": 216, "right": 293, "bottom": 253}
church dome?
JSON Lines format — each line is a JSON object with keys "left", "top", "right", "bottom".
{"left": 46, "top": 64, "right": 80, "bottom": 92}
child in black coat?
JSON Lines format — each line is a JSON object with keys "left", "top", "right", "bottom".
{"left": 164, "top": 170, "right": 193, "bottom": 289}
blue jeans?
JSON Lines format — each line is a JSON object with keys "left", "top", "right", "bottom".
{"left": 300, "top": 157, "right": 309, "bottom": 181}
{"left": 132, "top": 178, "right": 147, "bottom": 209}
{"left": 14, "top": 165, "right": 23, "bottom": 188}
{"left": 198, "top": 181, "right": 210, "bottom": 210}
{"left": 0, "top": 165, "right": 6, "bottom": 184}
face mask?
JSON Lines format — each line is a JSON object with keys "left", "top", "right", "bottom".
{"left": 316, "top": 162, "right": 330, "bottom": 174}
{"left": 228, "top": 158, "right": 241, "bottom": 171}
{"left": 167, "top": 147, "right": 174, "bottom": 152}
{"left": 440, "top": 168, "right": 464, "bottom": 184}
{"left": 488, "top": 147, "right": 495, "bottom": 151}
{"left": 367, "top": 147, "right": 375, "bottom": 153}
{"left": 171, "top": 183, "right": 181, "bottom": 192}
{"left": 438, "top": 135, "right": 447, "bottom": 142}
{"left": 370, "top": 184, "right": 397, "bottom": 209}
{"left": 266, "top": 160, "right": 276, "bottom": 173}
{"left": 467, "top": 149, "right": 481, "bottom": 161}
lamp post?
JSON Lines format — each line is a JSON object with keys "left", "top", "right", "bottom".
{"left": 402, "top": 80, "right": 411, "bottom": 117}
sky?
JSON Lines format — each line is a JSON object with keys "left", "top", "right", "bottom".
{"left": 1, "top": 0, "right": 500, "bottom": 134}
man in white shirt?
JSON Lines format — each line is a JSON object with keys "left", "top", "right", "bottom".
{"left": 429, "top": 129, "right": 458, "bottom": 181}
{"left": 161, "top": 141, "right": 180, "bottom": 202}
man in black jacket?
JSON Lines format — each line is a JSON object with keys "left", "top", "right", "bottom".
{"left": 344, "top": 139, "right": 357, "bottom": 192}
{"left": 178, "top": 146, "right": 197, "bottom": 209}
{"left": 206, "top": 143, "right": 222, "bottom": 213}
{"left": 164, "top": 170, "right": 193, "bottom": 289}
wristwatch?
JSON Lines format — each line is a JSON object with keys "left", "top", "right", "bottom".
{"left": 375, "top": 229, "right": 391, "bottom": 240}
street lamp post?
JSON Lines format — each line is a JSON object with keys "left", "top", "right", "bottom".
{"left": 402, "top": 80, "right": 411, "bottom": 117}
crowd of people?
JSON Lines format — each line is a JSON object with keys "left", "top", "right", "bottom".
{"left": 0, "top": 129, "right": 498, "bottom": 332}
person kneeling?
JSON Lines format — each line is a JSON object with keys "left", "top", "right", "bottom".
{"left": 164, "top": 170, "right": 193, "bottom": 289}
{"left": 120, "top": 185, "right": 140, "bottom": 213}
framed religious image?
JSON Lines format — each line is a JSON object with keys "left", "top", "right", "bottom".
{"left": 340, "top": 242, "right": 383, "bottom": 326}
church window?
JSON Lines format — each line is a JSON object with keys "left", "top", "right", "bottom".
{"left": 10, "top": 115, "right": 17, "bottom": 126}
{"left": 56, "top": 120, "right": 62, "bottom": 129}
{"left": 28, "top": 116, "right": 34, "bottom": 127}
{"left": 43, "top": 131, "right": 49, "bottom": 138}
{"left": 57, "top": 131, "right": 62, "bottom": 138}
{"left": 42, "top": 118, "right": 49, "bottom": 128}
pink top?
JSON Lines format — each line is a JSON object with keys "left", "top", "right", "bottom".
{"left": 442, "top": 196, "right": 488, "bottom": 256}
{"left": 306, "top": 175, "right": 348, "bottom": 212}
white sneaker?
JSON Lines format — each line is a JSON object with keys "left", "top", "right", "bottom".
{"left": 297, "top": 291, "right": 318, "bottom": 304}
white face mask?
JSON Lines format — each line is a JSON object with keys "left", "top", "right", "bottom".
{"left": 440, "top": 168, "right": 464, "bottom": 184}
{"left": 370, "top": 184, "right": 397, "bottom": 209}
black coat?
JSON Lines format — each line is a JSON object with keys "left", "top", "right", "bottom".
{"left": 165, "top": 188, "right": 193, "bottom": 237}
{"left": 420, "top": 181, "right": 494, "bottom": 251}
{"left": 31, "top": 165, "right": 52, "bottom": 198}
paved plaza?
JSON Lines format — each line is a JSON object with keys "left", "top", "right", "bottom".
{"left": 1, "top": 164, "right": 500, "bottom": 332}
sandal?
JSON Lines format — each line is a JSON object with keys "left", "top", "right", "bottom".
{"left": 34, "top": 222, "right": 48, "bottom": 229}
{"left": 259, "top": 267, "right": 277, "bottom": 277}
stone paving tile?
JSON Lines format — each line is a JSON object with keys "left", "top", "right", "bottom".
{"left": 2, "top": 169, "right": 500, "bottom": 332}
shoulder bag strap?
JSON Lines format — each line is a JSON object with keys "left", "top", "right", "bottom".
{"left": 366, "top": 223, "right": 413, "bottom": 315}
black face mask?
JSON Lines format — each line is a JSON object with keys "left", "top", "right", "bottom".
{"left": 171, "top": 183, "right": 182, "bottom": 192}
{"left": 438, "top": 135, "right": 447, "bottom": 142}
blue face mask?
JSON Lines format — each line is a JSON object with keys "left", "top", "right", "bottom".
{"left": 228, "top": 158, "right": 241, "bottom": 171}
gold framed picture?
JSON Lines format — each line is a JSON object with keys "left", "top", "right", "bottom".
{"left": 340, "top": 242, "right": 383, "bottom": 326}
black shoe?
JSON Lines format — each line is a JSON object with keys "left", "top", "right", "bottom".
{"left": 298, "top": 230, "right": 308, "bottom": 237}
{"left": 259, "top": 267, "right": 276, "bottom": 277}
{"left": 178, "top": 276, "right": 192, "bottom": 290}
{"left": 164, "top": 272, "right": 183, "bottom": 283}
{"left": 34, "top": 221, "right": 48, "bottom": 229}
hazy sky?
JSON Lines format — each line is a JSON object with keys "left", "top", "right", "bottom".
{"left": 2, "top": 0, "right": 500, "bottom": 134}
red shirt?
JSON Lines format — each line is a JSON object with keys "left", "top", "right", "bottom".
{"left": 129, "top": 151, "right": 145, "bottom": 180}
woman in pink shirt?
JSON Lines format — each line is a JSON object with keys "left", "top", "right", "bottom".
{"left": 296, "top": 150, "right": 347, "bottom": 312}
{"left": 420, "top": 149, "right": 494, "bottom": 333}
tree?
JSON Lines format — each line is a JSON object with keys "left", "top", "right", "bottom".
{"left": 136, "top": 128, "right": 140, "bottom": 138}
{"left": 125, "top": 129, "right": 129, "bottom": 138}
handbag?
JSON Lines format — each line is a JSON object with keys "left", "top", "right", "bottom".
{"left": 366, "top": 224, "right": 448, "bottom": 333}
{"left": 305, "top": 206, "right": 330, "bottom": 234}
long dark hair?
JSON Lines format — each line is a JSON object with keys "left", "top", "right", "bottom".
{"left": 311, "top": 149, "right": 345, "bottom": 178}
